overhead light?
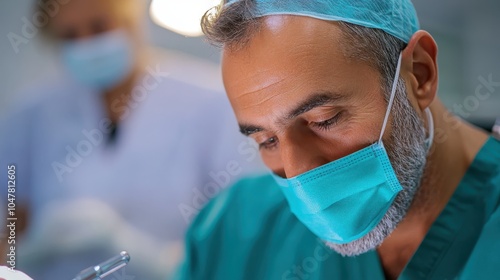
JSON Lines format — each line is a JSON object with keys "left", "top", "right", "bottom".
{"left": 150, "top": 0, "right": 220, "bottom": 37}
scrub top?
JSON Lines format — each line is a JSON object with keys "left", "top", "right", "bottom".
{"left": 180, "top": 137, "right": 500, "bottom": 280}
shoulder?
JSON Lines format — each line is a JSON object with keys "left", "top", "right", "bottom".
{"left": 2, "top": 79, "right": 84, "bottom": 121}
{"left": 188, "top": 174, "right": 288, "bottom": 242}
{"left": 461, "top": 176, "right": 500, "bottom": 277}
{"left": 471, "top": 137, "right": 500, "bottom": 234}
{"left": 478, "top": 136, "right": 500, "bottom": 159}
{"left": 479, "top": 137, "right": 500, "bottom": 190}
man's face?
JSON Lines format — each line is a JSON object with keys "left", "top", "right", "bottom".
{"left": 222, "top": 15, "right": 429, "bottom": 256}
{"left": 223, "top": 16, "right": 393, "bottom": 178}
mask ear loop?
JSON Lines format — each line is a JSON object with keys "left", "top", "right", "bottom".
{"left": 378, "top": 53, "right": 403, "bottom": 145}
{"left": 424, "top": 108, "right": 434, "bottom": 151}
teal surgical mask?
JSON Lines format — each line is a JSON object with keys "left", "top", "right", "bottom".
{"left": 61, "top": 29, "right": 135, "bottom": 91}
{"left": 274, "top": 53, "right": 434, "bottom": 244}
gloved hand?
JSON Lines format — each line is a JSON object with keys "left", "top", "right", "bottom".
{"left": 0, "top": 266, "right": 33, "bottom": 280}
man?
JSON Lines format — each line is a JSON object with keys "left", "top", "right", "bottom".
{"left": 178, "top": 0, "right": 500, "bottom": 279}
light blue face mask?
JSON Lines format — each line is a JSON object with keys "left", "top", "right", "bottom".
{"left": 61, "top": 29, "right": 135, "bottom": 91}
{"left": 274, "top": 53, "right": 434, "bottom": 244}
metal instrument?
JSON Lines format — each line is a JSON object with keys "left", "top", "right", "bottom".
{"left": 72, "top": 251, "right": 130, "bottom": 280}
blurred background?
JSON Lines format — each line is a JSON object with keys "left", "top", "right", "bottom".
{"left": 0, "top": 0, "right": 499, "bottom": 279}
{"left": 0, "top": 0, "right": 268, "bottom": 279}
{"left": 0, "top": 0, "right": 499, "bottom": 128}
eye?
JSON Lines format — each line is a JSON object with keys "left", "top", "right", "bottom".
{"left": 311, "top": 111, "right": 343, "bottom": 131}
{"left": 259, "top": 136, "right": 279, "bottom": 150}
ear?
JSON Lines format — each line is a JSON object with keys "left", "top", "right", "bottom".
{"left": 402, "top": 30, "right": 438, "bottom": 111}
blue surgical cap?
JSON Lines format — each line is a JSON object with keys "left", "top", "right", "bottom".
{"left": 226, "top": 0, "right": 420, "bottom": 43}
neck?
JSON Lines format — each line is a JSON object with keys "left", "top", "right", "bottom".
{"left": 102, "top": 54, "right": 147, "bottom": 124}
{"left": 409, "top": 100, "right": 489, "bottom": 223}
{"left": 377, "top": 99, "right": 489, "bottom": 279}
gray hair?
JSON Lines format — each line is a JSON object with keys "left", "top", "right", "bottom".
{"left": 201, "top": 0, "right": 407, "bottom": 96}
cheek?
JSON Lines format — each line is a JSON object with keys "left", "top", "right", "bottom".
{"left": 109, "top": 14, "right": 131, "bottom": 30}
{"left": 346, "top": 111, "right": 382, "bottom": 141}
{"left": 344, "top": 92, "right": 388, "bottom": 141}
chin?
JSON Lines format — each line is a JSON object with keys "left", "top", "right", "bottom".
{"left": 323, "top": 190, "right": 415, "bottom": 257}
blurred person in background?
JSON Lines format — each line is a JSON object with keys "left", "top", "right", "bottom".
{"left": 0, "top": 0, "right": 264, "bottom": 279}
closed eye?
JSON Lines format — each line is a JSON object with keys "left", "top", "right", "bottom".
{"left": 311, "top": 111, "right": 343, "bottom": 131}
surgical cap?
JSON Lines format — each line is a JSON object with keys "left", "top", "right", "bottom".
{"left": 226, "top": 0, "right": 420, "bottom": 43}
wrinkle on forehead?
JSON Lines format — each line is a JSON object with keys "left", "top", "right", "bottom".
{"left": 235, "top": 85, "right": 288, "bottom": 111}
{"left": 229, "top": 72, "right": 286, "bottom": 99}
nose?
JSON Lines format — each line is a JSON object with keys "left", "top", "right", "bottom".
{"left": 280, "top": 130, "right": 330, "bottom": 178}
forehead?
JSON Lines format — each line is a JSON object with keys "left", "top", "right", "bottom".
{"left": 222, "top": 15, "right": 345, "bottom": 74}
{"left": 49, "top": 0, "right": 124, "bottom": 28}
{"left": 221, "top": 15, "right": 376, "bottom": 114}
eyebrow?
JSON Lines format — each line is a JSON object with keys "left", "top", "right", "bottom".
{"left": 240, "top": 124, "right": 264, "bottom": 136}
{"left": 238, "top": 91, "right": 346, "bottom": 136}
{"left": 286, "top": 92, "right": 346, "bottom": 120}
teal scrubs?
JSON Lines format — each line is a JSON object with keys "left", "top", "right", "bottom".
{"left": 179, "top": 137, "right": 500, "bottom": 279}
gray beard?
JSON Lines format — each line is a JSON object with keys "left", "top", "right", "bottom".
{"left": 326, "top": 79, "right": 428, "bottom": 257}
